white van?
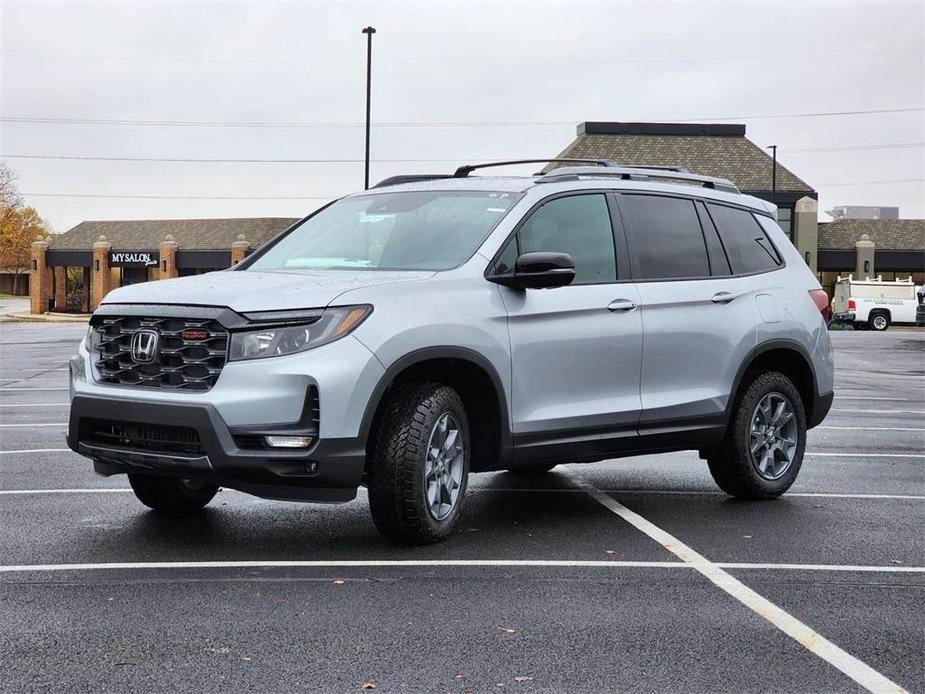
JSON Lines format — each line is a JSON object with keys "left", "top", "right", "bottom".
{"left": 832, "top": 276, "right": 920, "bottom": 331}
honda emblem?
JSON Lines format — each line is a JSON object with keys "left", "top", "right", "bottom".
{"left": 131, "top": 329, "right": 159, "bottom": 364}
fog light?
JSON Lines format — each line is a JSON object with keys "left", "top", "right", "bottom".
{"left": 263, "top": 435, "right": 313, "bottom": 448}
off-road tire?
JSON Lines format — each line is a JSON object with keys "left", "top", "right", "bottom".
{"left": 707, "top": 371, "right": 806, "bottom": 500}
{"left": 367, "top": 382, "right": 470, "bottom": 544}
{"left": 128, "top": 474, "right": 218, "bottom": 513}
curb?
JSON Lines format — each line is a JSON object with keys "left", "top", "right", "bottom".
{"left": 5, "top": 312, "right": 91, "bottom": 323}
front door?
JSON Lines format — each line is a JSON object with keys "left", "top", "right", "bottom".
{"left": 495, "top": 193, "right": 643, "bottom": 459}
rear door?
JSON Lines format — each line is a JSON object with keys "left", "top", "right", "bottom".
{"left": 494, "top": 192, "right": 643, "bottom": 455}
{"left": 616, "top": 193, "right": 757, "bottom": 439}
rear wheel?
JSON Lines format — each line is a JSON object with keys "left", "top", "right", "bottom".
{"left": 869, "top": 311, "right": 890, "bottom": 331}
{"left": 367, "top": 382, "right": 470, "bottom": 544}
{"left": 128, "top": 474, "right": 218, "bottom": 513}
{"left": 707, "top": 371, "right": 806, "bottom": 499}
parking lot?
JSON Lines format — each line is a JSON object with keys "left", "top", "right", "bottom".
{"left": 0, "top": 322, "right": 921, "bottom": 693}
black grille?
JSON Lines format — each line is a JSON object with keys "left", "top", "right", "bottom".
{"left": 92, "top": 316, "right": 228, "bottom": 391}
{"left": 85, "top": 419, "right": 205, "bottom": 456}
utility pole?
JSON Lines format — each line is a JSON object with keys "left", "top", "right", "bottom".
{"left": 767, "top": 144, "right": 777, "bottom": 205}
{"left": 362, "top": 26, "right": 376, "bottom": 190}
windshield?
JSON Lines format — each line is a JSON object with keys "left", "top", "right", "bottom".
{"left": 247, "top": 190, "right": 520, "bottom": 272}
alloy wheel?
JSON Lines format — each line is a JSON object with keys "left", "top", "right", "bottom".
{"left": 749, "top": 392, "right": 798, "bottom": 480}
{"left": 423, "top": 412, "right": 465, "bottom": 521}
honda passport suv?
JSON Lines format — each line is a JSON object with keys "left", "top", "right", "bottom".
{"left": 68, "top": 159, "right": 835, "bottom": 544}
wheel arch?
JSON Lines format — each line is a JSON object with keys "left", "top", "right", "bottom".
{"left": 728, "top": 340, "right": 821, "bottom": 430}
{"left": 360, "top": 347, "right": 513, "bottom": 472}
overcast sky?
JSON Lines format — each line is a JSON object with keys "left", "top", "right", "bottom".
{"left": 2, "top": 0, "right": 923, "bottom": 232}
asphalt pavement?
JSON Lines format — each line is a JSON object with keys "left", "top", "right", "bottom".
{"left": 0, "top": 322, "right": 922, "bottom": 693}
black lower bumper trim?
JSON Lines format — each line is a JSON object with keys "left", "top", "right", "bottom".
{"left": 69, "top": 393, "right": 365, "bottom": 503}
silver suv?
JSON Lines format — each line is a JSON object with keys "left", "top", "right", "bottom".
{"left": 68, "top": 159, "right": 835, "bottom": 544}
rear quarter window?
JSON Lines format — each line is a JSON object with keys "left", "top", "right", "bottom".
{"left": 707, "top": 203, "right": 782, "bottom": 275}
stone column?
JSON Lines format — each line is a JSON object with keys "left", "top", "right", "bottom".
{"left": 231, "top": 234, "right": 250, "bottom": 265}
{"left": 91, "top": 235, "right": 112, "bottom": 310}
{"left": 159, "top": 234, "right": 179, "bottom": 280}
{"left": 792, "top": 196, "right": 818, "bottom": 274}
{"left": 53, "top": 266, "right": 67, "bottom": 311}
{"left": 855, "top": 234, "right": 875, "bottom": 279}
{"left": 29, "top": 237, "right": 50, "bottom": 314}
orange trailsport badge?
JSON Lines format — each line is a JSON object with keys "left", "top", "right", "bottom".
{"left": 181, "top": 329, "right": 209, "bottom": 341}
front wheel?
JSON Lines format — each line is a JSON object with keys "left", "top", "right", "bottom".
{"left": 128, "top": 474, "right": 218, "bottom": 513}
{"left": 707, "top": 371, "right": 806, "bottom": 499}
{"left": 367, "top": 382, "right": 470, "bottom": 544}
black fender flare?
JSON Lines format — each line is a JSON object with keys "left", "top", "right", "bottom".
{"left": 358, "top": 346, "right": 513, "bottom": 459}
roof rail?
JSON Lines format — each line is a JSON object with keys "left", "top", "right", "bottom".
{"left": 372, "top": 174, "right": 452, "bottom": 188}
{"left": 452, "top": 158, "right": 618, "bottom": 178}
{"left": 538, "top": 165, "right": 739, "bottom": 194}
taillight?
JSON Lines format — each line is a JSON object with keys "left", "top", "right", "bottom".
{"left": 848, "top": 299, "right": 856, "bottom": 311}
{"left": 809, "top": 289, "right": 831, "bottom": 321}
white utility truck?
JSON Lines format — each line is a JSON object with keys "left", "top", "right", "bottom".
{"left": 832, "top": 276, "right": 921, "bottom": 331}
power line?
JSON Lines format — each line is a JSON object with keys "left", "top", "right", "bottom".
{"left": 2, "top": 107, "right": 922, "bottom": 129}
{"left": 785, "top": 143, "right": 924, "bottom": 154}
{"left": 22, "top": 192, "right": 336, "bottom": 200}
{"left": 816, "top": 178, "right": 924, "bottom": 187}
{"left": 4, "top": 143, "right": 924, "bottom": 164}
{"left": 3, "top": 154, "right": 469, "bottom": 163}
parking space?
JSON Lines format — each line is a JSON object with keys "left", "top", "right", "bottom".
{"left": 0, "top": 323, "right": 922, "bottom": 692}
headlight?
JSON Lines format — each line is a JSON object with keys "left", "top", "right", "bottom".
{"left": 229, "top": 305, "right": 372, "bottom": 361}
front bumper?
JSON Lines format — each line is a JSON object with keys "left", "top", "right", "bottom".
{"left": 68, "top": 393, "right": 366, "bottom": 503}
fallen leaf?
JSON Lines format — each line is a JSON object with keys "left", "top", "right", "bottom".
{"left": 361, "top": 682, "right": 376, "bottom": 689}
{"left": 273, "top": 599, "right": 288, "bottom": 605}
{"left": 604, "top": 549, "right": 617, "bottom": 555}
{"left": 514, "top": 676, "right": 535, "bottom": 683}
{"left": 241, "top": 656, "right": 252, "bottom": 662}
{"left": 497, "top": 626, "right": 517, "bottom": 634}
{"left": 890, "top": 559, "right": 903, "bottom": 564}
{"left": 333, "top": 580, "right": 346, "bottom": 585}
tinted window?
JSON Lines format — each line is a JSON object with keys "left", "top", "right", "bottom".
{"left": 517, "top": 194, "right": 617, "bottom": 284}
{"left": 707, "top": 204, "right": 782, "bottom": 275}
{"left": 696, "top": 203, "right": 732, "bottom": 276}
{"left": 620, "top": 195, "right": 709, "bottom": 279}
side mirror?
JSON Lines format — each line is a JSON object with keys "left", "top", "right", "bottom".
{"left": 489, "top": 251, "right": 576, "bottom": 290}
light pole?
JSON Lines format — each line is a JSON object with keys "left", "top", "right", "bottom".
{"left": 362, "top": 26, "right": 376, "bottom": 190}
{"left": 767, "top": 144, "right": 777, "bottom": 205}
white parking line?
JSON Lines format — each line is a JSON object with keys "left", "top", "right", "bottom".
{"left": 805, "top": 452, "right": 924, "bottom": 458}
{"left": 0, "top": 449, "right": 71, "bottom": 454}
{"left": 0, "top": 388, "right": 69, "bottom": 392}
{"left": 831, "top": 409, "right": 925, "bottom": 415}
{"left": 0, "top": 423, "right": 66, "bottom": 428}
{"left": 835, "top": 397, "right": 925, "bottom": 402}
{"left": 0, "top": 559, "right": 919, "bottom": 574}
{"left": 818, "top": 426, "right": 925, "bottom": 432}
{"left": 0, "top": 489, "right": 131, "bottom": 495}
{"left": 0, "top": 403, "right": 69, "bottom": 407}
{"left": 579, "top": 484, "right": 906, "bottom": 694}
{"left": 471, "top": 489, "right": 925, "bottom": 500}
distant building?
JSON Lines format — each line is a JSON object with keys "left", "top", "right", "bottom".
{"left": 827, "top": 205, "right": 900, "bottom": 221}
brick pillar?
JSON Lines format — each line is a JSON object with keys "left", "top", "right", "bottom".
{"left": 29, "top": 237, "right": 50, "bottom": 314}
{"left": 792, "top": 196, "right": 818, "bottom": 274}
{"left": 855, "top": 234, "right": 875, "bottom": 280}
{"left": 53, "top": 266, "right": 67, "bottom": 311}
{"left": 231, "top": 234, "right": 250, "bottom": 265}
{"left": 91, "top": 235, "right": 112, "bottom": 310}
{"left": 159, "top": 234, "right": 179, "bottom": 280}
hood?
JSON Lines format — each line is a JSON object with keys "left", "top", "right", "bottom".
{"left": 101, "top": 269, "right": 434, "bottom": 312}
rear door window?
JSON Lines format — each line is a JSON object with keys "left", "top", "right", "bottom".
{"left": 707, "top": 203, "right": 782, "bottom": 275}
{"left": 619, "top": 194, "right": 710, "bottom": 280}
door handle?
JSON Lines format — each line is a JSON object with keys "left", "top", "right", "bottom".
{"left": 711, "top": 292, "right": 736, "bottom": 304}
{"left": 607, "top": 299, "right": 638, "bottom": 312}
